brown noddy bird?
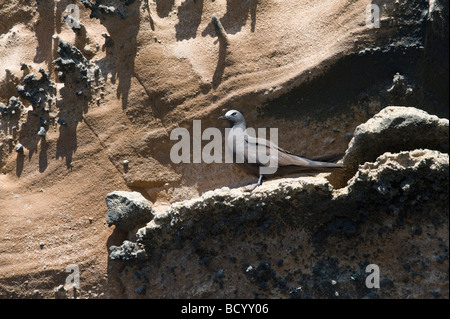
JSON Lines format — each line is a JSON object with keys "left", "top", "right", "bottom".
{"left": 218, "top": 110, "right": 344, "bottom": 191}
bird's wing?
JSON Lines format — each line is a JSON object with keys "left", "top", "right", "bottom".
{"left": 244, "top": 135, "right": 312, "bottom": 167}
{"left": 244, "top": 135, "right": 342, "bottom": 168}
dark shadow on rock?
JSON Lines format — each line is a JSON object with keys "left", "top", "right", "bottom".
{"left": 14, "top": 66, "right": 56, "bottom": 169}
{"left": 34, "top": 0, "right": 56, "bottom": 71}
{"left": 175, "top": 0, "right": 204, "bottom": 41}
{"left": 143, "top": 0, "right": 155, "bottom": 31}
{"left": 249, "top": 0, "right": 257, "bottom": 32}
{"left": 79, "top": 0, "right": 140, "bottom": 109}
{"left": 16, "top": 152, "right": 24, "bottom": 177}
{"left": 56, "top": 122, "right": 78, "bottom": 169}
{"left": 212, "top": 38, "right": 228, "bottom": 89}
{"left": 205, "top": 14, "right": 229, "bottom": 89}
{"left": 95, "top": 1, "right": 140, "bottom": 110}
{"left": 202, "top": 0, "right": 258, "bottom": 37}
{"left": 73, "top": 24, "right": 90, "bottom": 53}
{"left": 422, "top": 0, "right": 449, "bottom": 118}
{"left": 258, "top": 46, "right": 435, "bottom": 121}
{"left": 18, "top": 112, "right": 42, "bottom": 162}
{"left": 55, "top": 0, "right": 68, "bottom": 34}
{"left": 0, "top": 115, "right": 20, "bottom": 138}
{"left": 38, "top": 137, "right": 48, "bottom": 173}
{"left": 105, "top": 227, "right": 128, "bottom": 297}
{"left": 95, "top": 56, "right": 116, "bottom": 84}
{"left": 155, "top": 0, "right": 174, "bottom": 18}
{"left": 52, "top": 38, "right": 104, "bottom": 168}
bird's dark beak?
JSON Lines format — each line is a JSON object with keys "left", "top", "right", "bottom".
{"left": 218, "top": 115, "right": 228, "bottom": 120}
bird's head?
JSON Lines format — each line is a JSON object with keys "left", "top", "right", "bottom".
{"left": 218, "top": 110, "right": 246, "bottom": 127}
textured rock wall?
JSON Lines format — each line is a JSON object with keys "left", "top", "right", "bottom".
{"left": 111, "top": 148, "right": 449, "bottom": 298}
{"left": 108, "top": 107, "right": 449, "bottom": 298}
{"left": 0, "top": 0, "right": 448, "bottom": 299}
{"left": 2, "top": 0, "right": 448, "bottom": 205}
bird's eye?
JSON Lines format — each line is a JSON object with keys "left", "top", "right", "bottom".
{"left": 232, "top": 112, "right": 237, "bottom": 116}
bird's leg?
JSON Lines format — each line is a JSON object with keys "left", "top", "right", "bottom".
{"left": 243, "top": 174, "right": 263, "bottom": 192}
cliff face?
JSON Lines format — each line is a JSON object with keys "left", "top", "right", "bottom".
{"left": 108, "top": 107, "right": 449, "bottom": 298}
{"left": 0, "top": 0, "right": 448, "bottom": 298}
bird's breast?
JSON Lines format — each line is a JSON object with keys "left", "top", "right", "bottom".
{"left": 226, "top": 128, "right": 247, "bottom": 155}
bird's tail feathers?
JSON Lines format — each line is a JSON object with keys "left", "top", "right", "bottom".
{"left": 308, "top": 160, "right": 344, "bottom": 170}
{"left": 309, "top": 153, "right": 345, "bottom": 164}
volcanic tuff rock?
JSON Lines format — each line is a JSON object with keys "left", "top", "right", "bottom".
{"left": 106, "top": 190, "right": 156, "bottom": 231}
{"left": 110, "top": 148, "right": 449, "bottom": 298}
{"left": 16, "top": 68, "right": 56, "bottom": 110}
{"left": 0, "top": 0, "right": 448, "bottom": 299}
{"left": 108, "top": 106, "right": 449, "bottom": 298}
{"left": 329, "top": 106, "right": 449, "bottom": 188}
{"left": 0, "top": 96, "right": 23, "bottom": 117}
{"left": 52, "top": 40, "right": 102, "bottom": 94}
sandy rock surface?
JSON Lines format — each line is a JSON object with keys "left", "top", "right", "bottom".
{"left": 0, "top": 0, "right": 448, "bottom": 298}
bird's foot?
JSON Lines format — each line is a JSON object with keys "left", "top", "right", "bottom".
{"left": 243, "top": 175, "right": 263, "bottom": 192}
{"left": 243, "top": 183, "right": 259, "bottom": 192}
